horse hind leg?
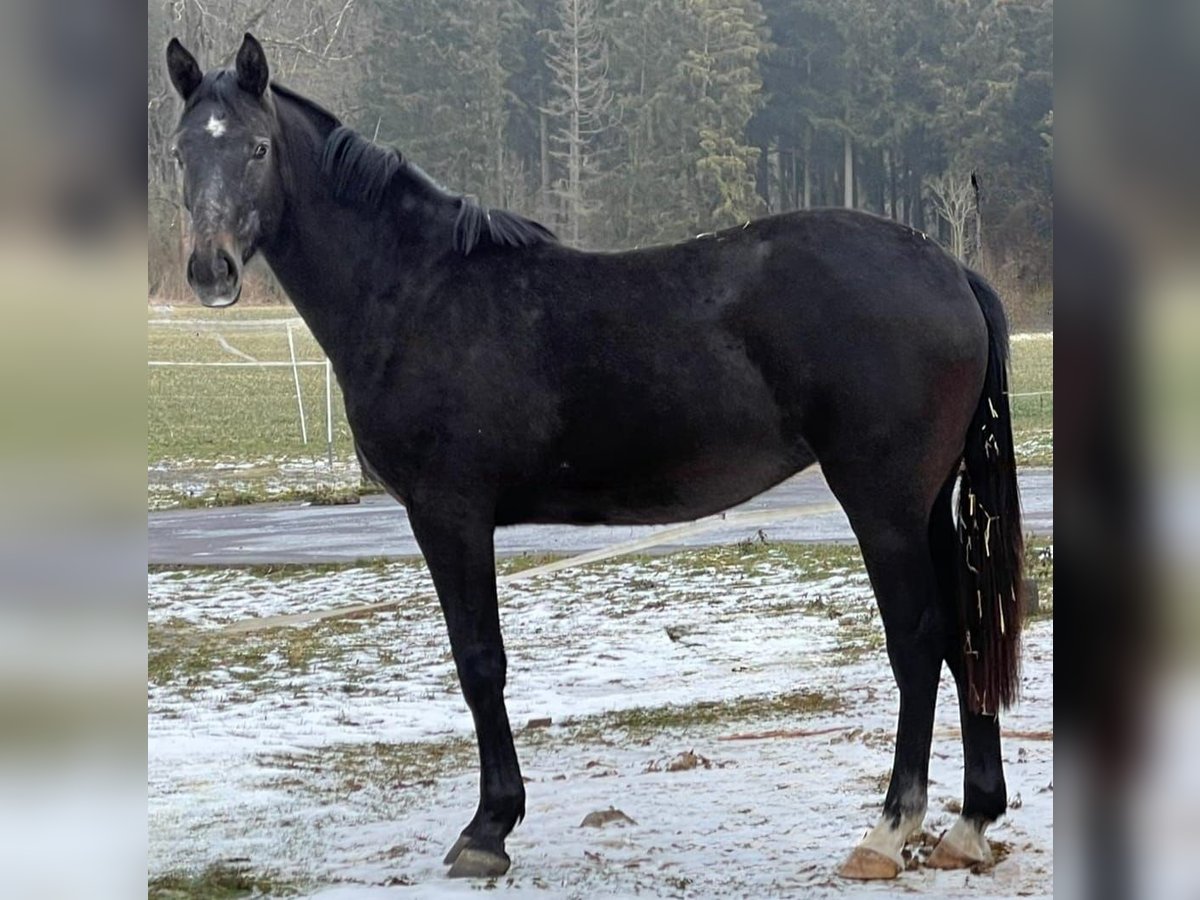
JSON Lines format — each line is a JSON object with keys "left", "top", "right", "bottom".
{"left": 926, "top": 473, "right": 1006, "bottom": 869}
{"left": 832, "top": 491, "right": 950, "bottom": 880}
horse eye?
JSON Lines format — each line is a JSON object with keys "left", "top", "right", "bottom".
{"left": 253, "top": 142, "right": 269, "bottom": 160}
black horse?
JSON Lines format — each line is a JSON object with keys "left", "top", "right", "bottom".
{"left": 166, "top": 34, "right": 1025, "bottom": 881}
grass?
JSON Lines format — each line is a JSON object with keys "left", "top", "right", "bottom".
{"left": 147, "top": 312, "right": 355, "bottom": 463}
{"left": 148, "top": 862, "right": 300, "bottom": 898}
{"left": 148, "top": 616, "right": 376, "bottom": 694}
{"left": 553, "top": 689, "right": 845, "bottom": 744}
{"left": 148, "top": 305, "right": 1052, "bottom": 507}
{"left": 1023, "top": 535, "right": 1054, "bottom": 619}
{"left": 248, "top": 690, "right": 843, "bottom": 805}
{"left": 1007, "top": 333, "right": 1054, "bottom": 467}
{"left": 256, "top": 738, "right": 476, "bottom": 806}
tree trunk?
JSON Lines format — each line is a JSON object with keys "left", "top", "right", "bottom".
{"left": 539, "top": 107, "right": 550, "bottom": 223}
{"left": 911, "top": 164, "right": 925, "bottom": 231}
{"left": 803, "top": 124, "right": 813, "bottom": 209}
{"left": 973, "top": 176, "right": 984, "bottom": 265}
{"left": 887, "top": 146, "right": 898, "bottom": 219}
{"left": 843, "top": 130, "right": 854, "bottom": 208}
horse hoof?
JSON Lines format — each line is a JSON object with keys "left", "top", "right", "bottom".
{"left": 926, "top": 818, "right": 992, "bottom": 870}
{"left": 837, "top": 846, "right": 901, "bottom": 880}
{"left": 443, "top": 834, "right": 471, "bottom": 865}
{"left": 926, "top": 839, "right": 990, "bottom": 869}
{"left": 447, "top": 847, "right": 511, "bottom": 879}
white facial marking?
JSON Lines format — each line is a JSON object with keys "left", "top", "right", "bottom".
{"left": 205, "top": 115, "right": 226, "bottom": 138}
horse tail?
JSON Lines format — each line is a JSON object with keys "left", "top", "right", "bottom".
{"left": 954, "top": 269, "right": 1024, "bottom": 715}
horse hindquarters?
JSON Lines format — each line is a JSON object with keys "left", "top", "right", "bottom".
{"left": 836, "top": 268, "right": 1025, "bottom": 878}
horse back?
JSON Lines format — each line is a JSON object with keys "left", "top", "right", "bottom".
{"left": 346, "top": 209, "right": 987, "bottom": 524}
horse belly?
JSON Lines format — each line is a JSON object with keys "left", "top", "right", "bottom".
{"left": 499, "top": 440, "right": 812, "bottom": 527}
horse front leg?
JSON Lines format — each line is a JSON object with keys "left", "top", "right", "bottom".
{"left": 408, "top": 501, "right": 524, "bottom": 878}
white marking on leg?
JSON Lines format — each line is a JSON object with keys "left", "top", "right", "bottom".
{"left": 206, "top": 115, "right": 226, "bottom": 138}
{"left": 934, "top": 815, "right": 993, "bottom": 864}
{"left": 858, "top": 787, "right": 927, "bottom": 867}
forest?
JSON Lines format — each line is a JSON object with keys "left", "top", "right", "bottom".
{"left": 148, "top": 0, "right": 1052, "bottom": 325}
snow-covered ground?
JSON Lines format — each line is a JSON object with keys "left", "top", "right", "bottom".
{"left": 148, "top": 455, "right": 363, "bottom": 509}
{"left": 149, "top": 548, "right": 1053, "bottom": 898}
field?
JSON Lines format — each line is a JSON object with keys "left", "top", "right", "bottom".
{"left": 148, "top": 540, "right": 1054, "bottom": 899}
{"left": 147, "top": 305, "right": 1053, "bottom": 508}
{"left": 148, "top": 307, "right": 1054, "bottom": 898}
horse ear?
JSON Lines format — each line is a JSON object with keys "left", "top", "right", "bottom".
{"left": 166, "top": 38, "right": 202, "bottom": 101}
{"left": 236, "top": 33, "right": 269, "bottom": 97}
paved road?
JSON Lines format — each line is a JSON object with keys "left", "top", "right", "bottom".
{"left": 148, "top": 468, "right": 1052, "bottom": 566}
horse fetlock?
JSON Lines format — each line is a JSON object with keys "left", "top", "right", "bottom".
{"left": 963, "top": 777, "right": 1007, "bottom": 822}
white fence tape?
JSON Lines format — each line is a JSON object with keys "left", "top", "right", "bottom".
{"left": 148, "top": 360, "right": 326, "bottom": 367}
{"left": 148, "top": 317, "right": 306, "bottom": 328}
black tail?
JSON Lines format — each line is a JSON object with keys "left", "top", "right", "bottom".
{"left": 956, "top": 270, "right": 1024, "bottom": 715}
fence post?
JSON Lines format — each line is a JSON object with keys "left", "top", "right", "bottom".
{"left": 325, "top": 357, "right": 334, "bottom": 470}
{"left": 286, "top": 323, "right": 308, "bottom": 444}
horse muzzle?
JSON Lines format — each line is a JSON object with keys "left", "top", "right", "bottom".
{"left": 187, "top": 245, "right": 242, "bottom": 308}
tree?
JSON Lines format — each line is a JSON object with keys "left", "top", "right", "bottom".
{"left": 926, "top": 171, "right": 975, "bottom": 260}
{"left": 680, "top": 0, "right": 768, "bottom": 228}
{"left": 541, "top": 0, "right": 612, "bottom": 245}
{"left": 359, "top": 0, "right": 521, "bottom": 206}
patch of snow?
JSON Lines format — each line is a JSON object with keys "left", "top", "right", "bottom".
{"left": 149, "top": 554, "right": 1053, "bottom": 897}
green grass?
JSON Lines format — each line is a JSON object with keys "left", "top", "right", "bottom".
{"left": 148, "top": 306, "right": 1052, "bottom": 505}
{"left": 148, "top": 615, "right": 378, "bottom": 693}
{"left": 148, "top": 314, "right": 355, "bottom": 463}
{"left": 551, "top": 689, "right": 845, "bottom": 745}
{"left": 148, "top": 862, "right": 300, "bottom": 899}
{"left": 1007, "top": 333, "right": 1053, "bottom": 467}
{"left": 1023, "top": 535, "right": 1054, "bottom": 619}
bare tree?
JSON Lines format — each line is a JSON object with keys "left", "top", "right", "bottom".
{"left": 542, "top": 0, "right": 612, "bottom": 246}
{"left": 925, "top": 170, "right": 975, "bottom": 260}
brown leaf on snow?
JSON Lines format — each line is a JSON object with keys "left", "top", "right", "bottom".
{"left": 667, "top": 749, "right": 711, "bottom": 771}
{"left": 579, "top": 807, "right": 638, "bottom": 828}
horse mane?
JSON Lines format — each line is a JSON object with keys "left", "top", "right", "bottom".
{"left": 320, "top": 125, "right": 402, "bottom": 209}
{"left": 451, "top": 194, "right": 558, "bottom": 255}
{"left": 314, "top": 121, "right": 556, "bottom": 256}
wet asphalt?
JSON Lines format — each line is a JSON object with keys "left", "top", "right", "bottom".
{"left": 148, "top": 468, "right": 1052, "bottom": 566}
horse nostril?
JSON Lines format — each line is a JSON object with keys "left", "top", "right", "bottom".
{"left": 214, "top": 249, "right": 234, "bottom": 281}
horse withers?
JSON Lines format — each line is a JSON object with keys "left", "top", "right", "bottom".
{"left": 165, "top": 33, "right": 1024, "bottom": 880}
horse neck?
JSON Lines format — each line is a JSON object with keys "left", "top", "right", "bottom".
{"left": 260, "top": 110, "right": 449, "bottom": 361}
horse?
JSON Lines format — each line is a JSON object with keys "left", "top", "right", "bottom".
{"left": 165, "top": 33, "right": 1025, "bottom": 881}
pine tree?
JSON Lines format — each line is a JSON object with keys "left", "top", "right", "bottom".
{"left": 360, "top": 0, "right": 517, "bottom": 204}
{"left": 678, "top": 0, "right": 767, "bottom": 229}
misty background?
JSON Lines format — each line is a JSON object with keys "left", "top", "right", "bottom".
{"left": 147, "top": 0, "right": 1052, "bottom": 326}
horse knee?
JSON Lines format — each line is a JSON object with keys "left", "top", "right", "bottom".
{"left": 456, "top": 643, "right": 508, "bottom": 701}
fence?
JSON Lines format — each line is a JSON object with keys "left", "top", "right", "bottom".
{"left": 149, "top": 312, "right": 1052, "bottom": 494}
{"left": 148, "top": 314, "right": 354, "bottom": 487}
